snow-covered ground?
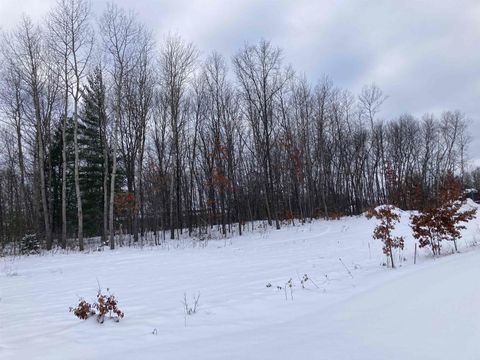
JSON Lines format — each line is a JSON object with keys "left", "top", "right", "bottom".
{"left": 1, "top": 204, "right": 480, "bottom": 360}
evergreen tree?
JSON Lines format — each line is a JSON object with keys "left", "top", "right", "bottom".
{"left": 79, "top": 67, "right": 109, "bottom": 237}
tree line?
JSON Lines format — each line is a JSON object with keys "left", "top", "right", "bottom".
{"left": 0, "top": 0, "right": 475, "bottom": 252}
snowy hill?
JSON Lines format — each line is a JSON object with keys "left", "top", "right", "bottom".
{"left": 1, "top": 207, "right": 480, "bottom": 359}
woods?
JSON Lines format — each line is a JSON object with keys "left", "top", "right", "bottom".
{"left": 0, "top": 0, "right": 476, "bottom": 252}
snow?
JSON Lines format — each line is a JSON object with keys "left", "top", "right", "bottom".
{"left": 1, "top": 208, "right": 480, "bottom": 360}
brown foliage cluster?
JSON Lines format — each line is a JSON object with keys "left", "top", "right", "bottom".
{"left": 70, "top": 290, "right": 124, "bottom": 323}
{"left": 279, "top": 209, "right": 294, "bottom": 224}
{"left": 321, "top": 211, "right": 344, "bottom": 220}
{"left": 94, "top": 292, "right": 125, "bottom": 323}
{"left": 385, "top": 162, "right": 426, "bottom": 210}
{"left": 70, "top": 300, "right": 94, "bottom": 320}
{"left": 410, "top": 175, "right": 476, "bottom": 255}
{"left": 114, "top": 192, "right": 136, "bottom": 217}
{"left": 384, "top": 162, "right": 400, "bottom": 207}
{"left": 367, "top": 205, "right": 404, "bottom": 268}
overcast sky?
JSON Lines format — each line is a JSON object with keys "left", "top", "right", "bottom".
{"left": 1, "top": 0, "right": 479, "bottom": 163}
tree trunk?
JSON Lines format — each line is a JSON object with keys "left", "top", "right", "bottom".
{"left": 109, "top": 115, "right": 119, "bottom": 250}
{"left": 34, "top": 90, "right": 52, "bottom": 249}
{"left": 73, "top": 97, "right": 84, "bottom": 251}
{"left": 102, "top": 130, "right": 109, "bottom": 246}
{"left": 61, "top": 84, "right": 68, "bottom": 249}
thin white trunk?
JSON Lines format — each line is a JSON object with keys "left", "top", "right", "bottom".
{"left": 73, "top": 95, "right": 83, "bottom": 250}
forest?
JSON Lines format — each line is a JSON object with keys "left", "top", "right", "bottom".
{"left": 0, "top": 0, "right": 478, "bottom": 253}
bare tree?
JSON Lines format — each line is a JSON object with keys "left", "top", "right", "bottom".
{"left": 158, "top": 34, "right": 197, "bottom": 239}
{"left": 47, "top": 0, "right": 94, "bottom": 250}
{"left": 0, "top": 59, "right": 30, "bottom": 227}
{"left": 358, "top": 83, "right": 387, "bottom": 204}
{"left": 47, "top": 0, "right": 71, "bottom": 249}
{"left": 120, "top": 30, "right": 154, "bottom": 243}
{"left": 233, "top": 40, "right": 292, "bottom": 229}
{"left": 2, "top": 17, "right": 53, "bottom": 248}
{"left": 100, "top": 3, "right": 145, "bottom": 249}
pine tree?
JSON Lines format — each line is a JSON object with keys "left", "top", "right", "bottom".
{"left": 79, "top": 68, "right": 109, "bottom": 237}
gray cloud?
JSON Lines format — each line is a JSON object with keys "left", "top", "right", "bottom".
{"left": 1, "top": 0, "right": 479, "bottom": 163}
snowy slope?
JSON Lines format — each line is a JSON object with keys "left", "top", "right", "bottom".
{"left": 1, "top": 208, "right": 480, "bottom": 360}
